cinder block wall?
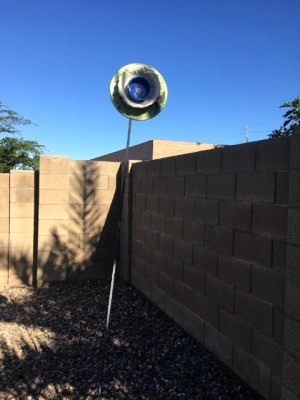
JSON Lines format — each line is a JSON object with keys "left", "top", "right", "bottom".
{"left": 0, "top": 156, "right": 123, "bottom": 287}
{"left": 129, "top": 134, "right": 296, "bottom": 399}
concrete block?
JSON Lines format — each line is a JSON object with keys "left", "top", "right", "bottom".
{"left": 95, "top": 189, "right": 117, "bottom": 205}
{"left": 281, "top": 386, "right": 299, "bottom": 400}
{"left": 256, "top": 136, "right": 290, "bottom": 171}
{"left": 10, "top": 188, "right": 34, "bottom": 203}
{"left": 194, "top": 291, "right": 218, "bottom": 328}
{"left": 151, "top": 283, "right": 166, "bottom": 311}
{"left": 159, "top": 195, "right": 175, "bottom": 216}
{"left": 40, "top": 189, "right": 69, "bottom": 205}
{"left": 194, "top": 198, "right": 219, "bottom": 224}
{"left": 207, "top": 174, "right": 235, "bottom": 200}
{"left": 253, "top": 204, "right": 288, "bottom": 240}
{"left": 205, "top": 324, "right": 233, "bottom": 368}
{"left": 185, "top": 174, "right": 206, "bottom": 197}
{"left": 166, "top": 256, "right": 184, "bottom": 281}
{"left": 233, "top": 346, "right": 271, "bottom": 399}
{"left": 274, "top": 307, "right": 284, "bottom": 344}
{"left": 235, "top": 289, "right": 273, "bottom": 336}
{"left": 159, "top": 233, "right": 174, "bottom": 256}
{"left": 284, "top": 279, "right": 300, "bottom": 320}
{"left": 133, "top": 161, "right": 147, "bottom": 176}
{"left": 10, "top": 203, "right": 34, "bottom": 218}
{"left": 290, "top": 128, "right": 300, "bottom": 169}
{"left": 139, "top": 274, "right": 152, "bottom": 299}
{"left": 174, "top": 238, "right": 193, "bottom": 265}
{"left": 135, "top": 193, "right": 146, "bottom": 210}
{"left": 168, "top": 177, "right": 185, "bottom": 196}
{"left": 140, "top": 176, "right": 153, "bottom": 194}
{"left": 132, "top": 255, "right": 146, "bottom": 276}
{"left": 152, "top": 177, "right": 168, "bottom": 195}
{"left": 151, "top": 212, "right": 166, "bottom": 233}
{"left": 0, "top": 233, "right": 9, "bottom": 247}
{"left": 194, "top": 246, "right": 218, "bottom": 275}
{"left": 205, "top": 225, "right": 233, "bottom": 255}
{"left": 166, "top": 294, "right": 183, "bottom": 325}
{"left": 159, "top": 271, "right": 174, "bottom": 296}
{"left": 288, "top": 208, "right": 300, "bottom": 244}
{"left": 273, "top": 240, "right": 287, "bottom": 271}
{"left": 38, "top": 219, "right": 68, "bottom": 236}
{"left": 0, "top": 218, "right": 9, "bottom": 233}
{"left": 131, "top": 268, "right": 140, "bottom": 289}
{"left": 0, "top": 174, "right": 9, "bottom": 187}
{"left": 196, "top": 148, "right": 221, "bottom": 174}
{"left": 234, "top": 231, "right": 272, "bottom": 267}
{"left": 289, "top": 170, "right": 300, "bottom": 207}
{"left": 10, "top": 218, "right": 33, "bottom": 233}
{"left": 140, "top": 211, "right": 152, "bottom": 228}
{"left": 175, "top": 196, "right": 194, "bottom": 219}
{"left": 0, "top": 189, "right": 9, "bottom": 204}
{"left": 222, "top": 142, "right": 256, "bottom": 172}
{"left": 9, "top": 233, "right": 34, "bottom": 247}
{"left": 0, "top": 203, "right": 9, "bottom": 216}
{"left": 219, "top": 309, "right": 252, "bottom": 352}
{"left": 146, "top": 194, "right": 160, "bottom": 212}
{"left": 253, "top": 330, "right": 283, "bottom": 373}
{"left": 10, "top": 171, "right": 35, "bottom": 188}
{"left": 282, "top": 352, "right": 300, "bottom": 399}
{"left": 182, "top": 306, "right": 204, "bottom": 344}
{"left": 174, "top": 280, "right": 193, "bottom": 310}
{"left": 176, "top": 153, "right": 196, "bottom": 176}
{"left": 184, "top": 264, "right": 205, "bottom": 295}
{"left": 147, "top": 159, "right": 160, "bottom": 176}
{"left": 276, "top": 171, "right": 289, "bottom": 205}
{"left": 236, "top": 172, "right": 276, "bottom": 202}
{"left": 284, "top": 317, "right": 300, "bottom": 361}
{"left": 166, "top": 216, "right": 183, "bottom": 239}
{"left": 219, "top": 200, "right": 252, "bottom": 231}
{"left": 286, "top": 244, "right": 300, "bottom": 282}
{"left": 160, "top": 157, "right": 176, "bottom": 177}
{"left": 40, "top": 155, "right": 70, "bottom": 174}
{"left": 218, "top": 254, "right": 251, "bottom": 291}
{"left": 206, "top": 274, "right": 234, "bottom": 313}
{"left": 152, "top": 250, "right": 167, "bottom": 272}
{"left": 145, "top": 229, "right": 159, "bottom": 249}
{"left": 183, "top": 219, "right": 204, "bottom": 246}
{"left": 140, "top": 242, "right": 152, "bottom": 263}
{"left": 39, "top": 204, "right": 68, "bottom": 220}
{"left": 251, "top": 266, "right": 285, "bottom": 307}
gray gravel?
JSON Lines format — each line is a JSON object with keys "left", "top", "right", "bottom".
{"left": 0, "top": 282, "right": 261, "bottom": 399}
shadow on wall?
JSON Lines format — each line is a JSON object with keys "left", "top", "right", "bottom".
{"left": 1, "top": 160, "right": 121, "bottom": 286}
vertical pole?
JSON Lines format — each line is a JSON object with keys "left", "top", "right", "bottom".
{"left": 106, "top": 118, "right": 132, "bottom": 330}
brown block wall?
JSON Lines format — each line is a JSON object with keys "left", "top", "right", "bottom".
{"left": 37, "top": 155, "right": 122, "bottom": 286}
{"left": 0, "top": 173, "right": 10, "bottom": 285}
{"left": 0, "top": 156, "right": 123, "bottom": 287}
{"left": 130, "top": 134, "right": 296, "bottom": 399}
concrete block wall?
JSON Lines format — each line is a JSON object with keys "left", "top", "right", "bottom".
{"left": 0, "top": 156, "right": 123, "bottom": 287}
{"left": 37, "top": 155, "right": 122, "bottom": 285}
{"left": 281, "top": 131, "right": 300, "bottom": 400}
{"left": 0, "top": 173, "right": 10, "bottom": 285}
{"left": 130, "top": 134, "right": 295, "bottom": 399}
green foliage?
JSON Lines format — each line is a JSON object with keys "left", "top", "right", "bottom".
{"left": 0, "top": 101, "right": 36, "bottom": 135}
{"left": 269, "top": 96, "right": 300, "bottom": 138}
{"left": 0, "top": 101, "right": 46, "bottom": 172}
{"left": 0, "top": 137, "right": 46, "bottom": 173}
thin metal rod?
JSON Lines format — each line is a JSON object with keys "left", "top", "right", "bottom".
{"left": 106, "top": 118, "right": 132, "bottom": 330}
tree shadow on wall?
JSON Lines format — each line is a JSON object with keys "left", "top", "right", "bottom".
{"left": 3, "top": 160, "right": 122, "bottom": 286}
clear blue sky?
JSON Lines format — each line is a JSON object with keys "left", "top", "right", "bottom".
{"left": 1, "top": 0, "right": 299, "bottom": 160}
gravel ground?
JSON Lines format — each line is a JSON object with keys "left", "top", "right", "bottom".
{"left": 0, "top": 282, "right": 261, "bottom": 400}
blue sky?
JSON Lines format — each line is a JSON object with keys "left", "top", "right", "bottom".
{"left": 1, "top": 0, "right": 299, "bottom": 160}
